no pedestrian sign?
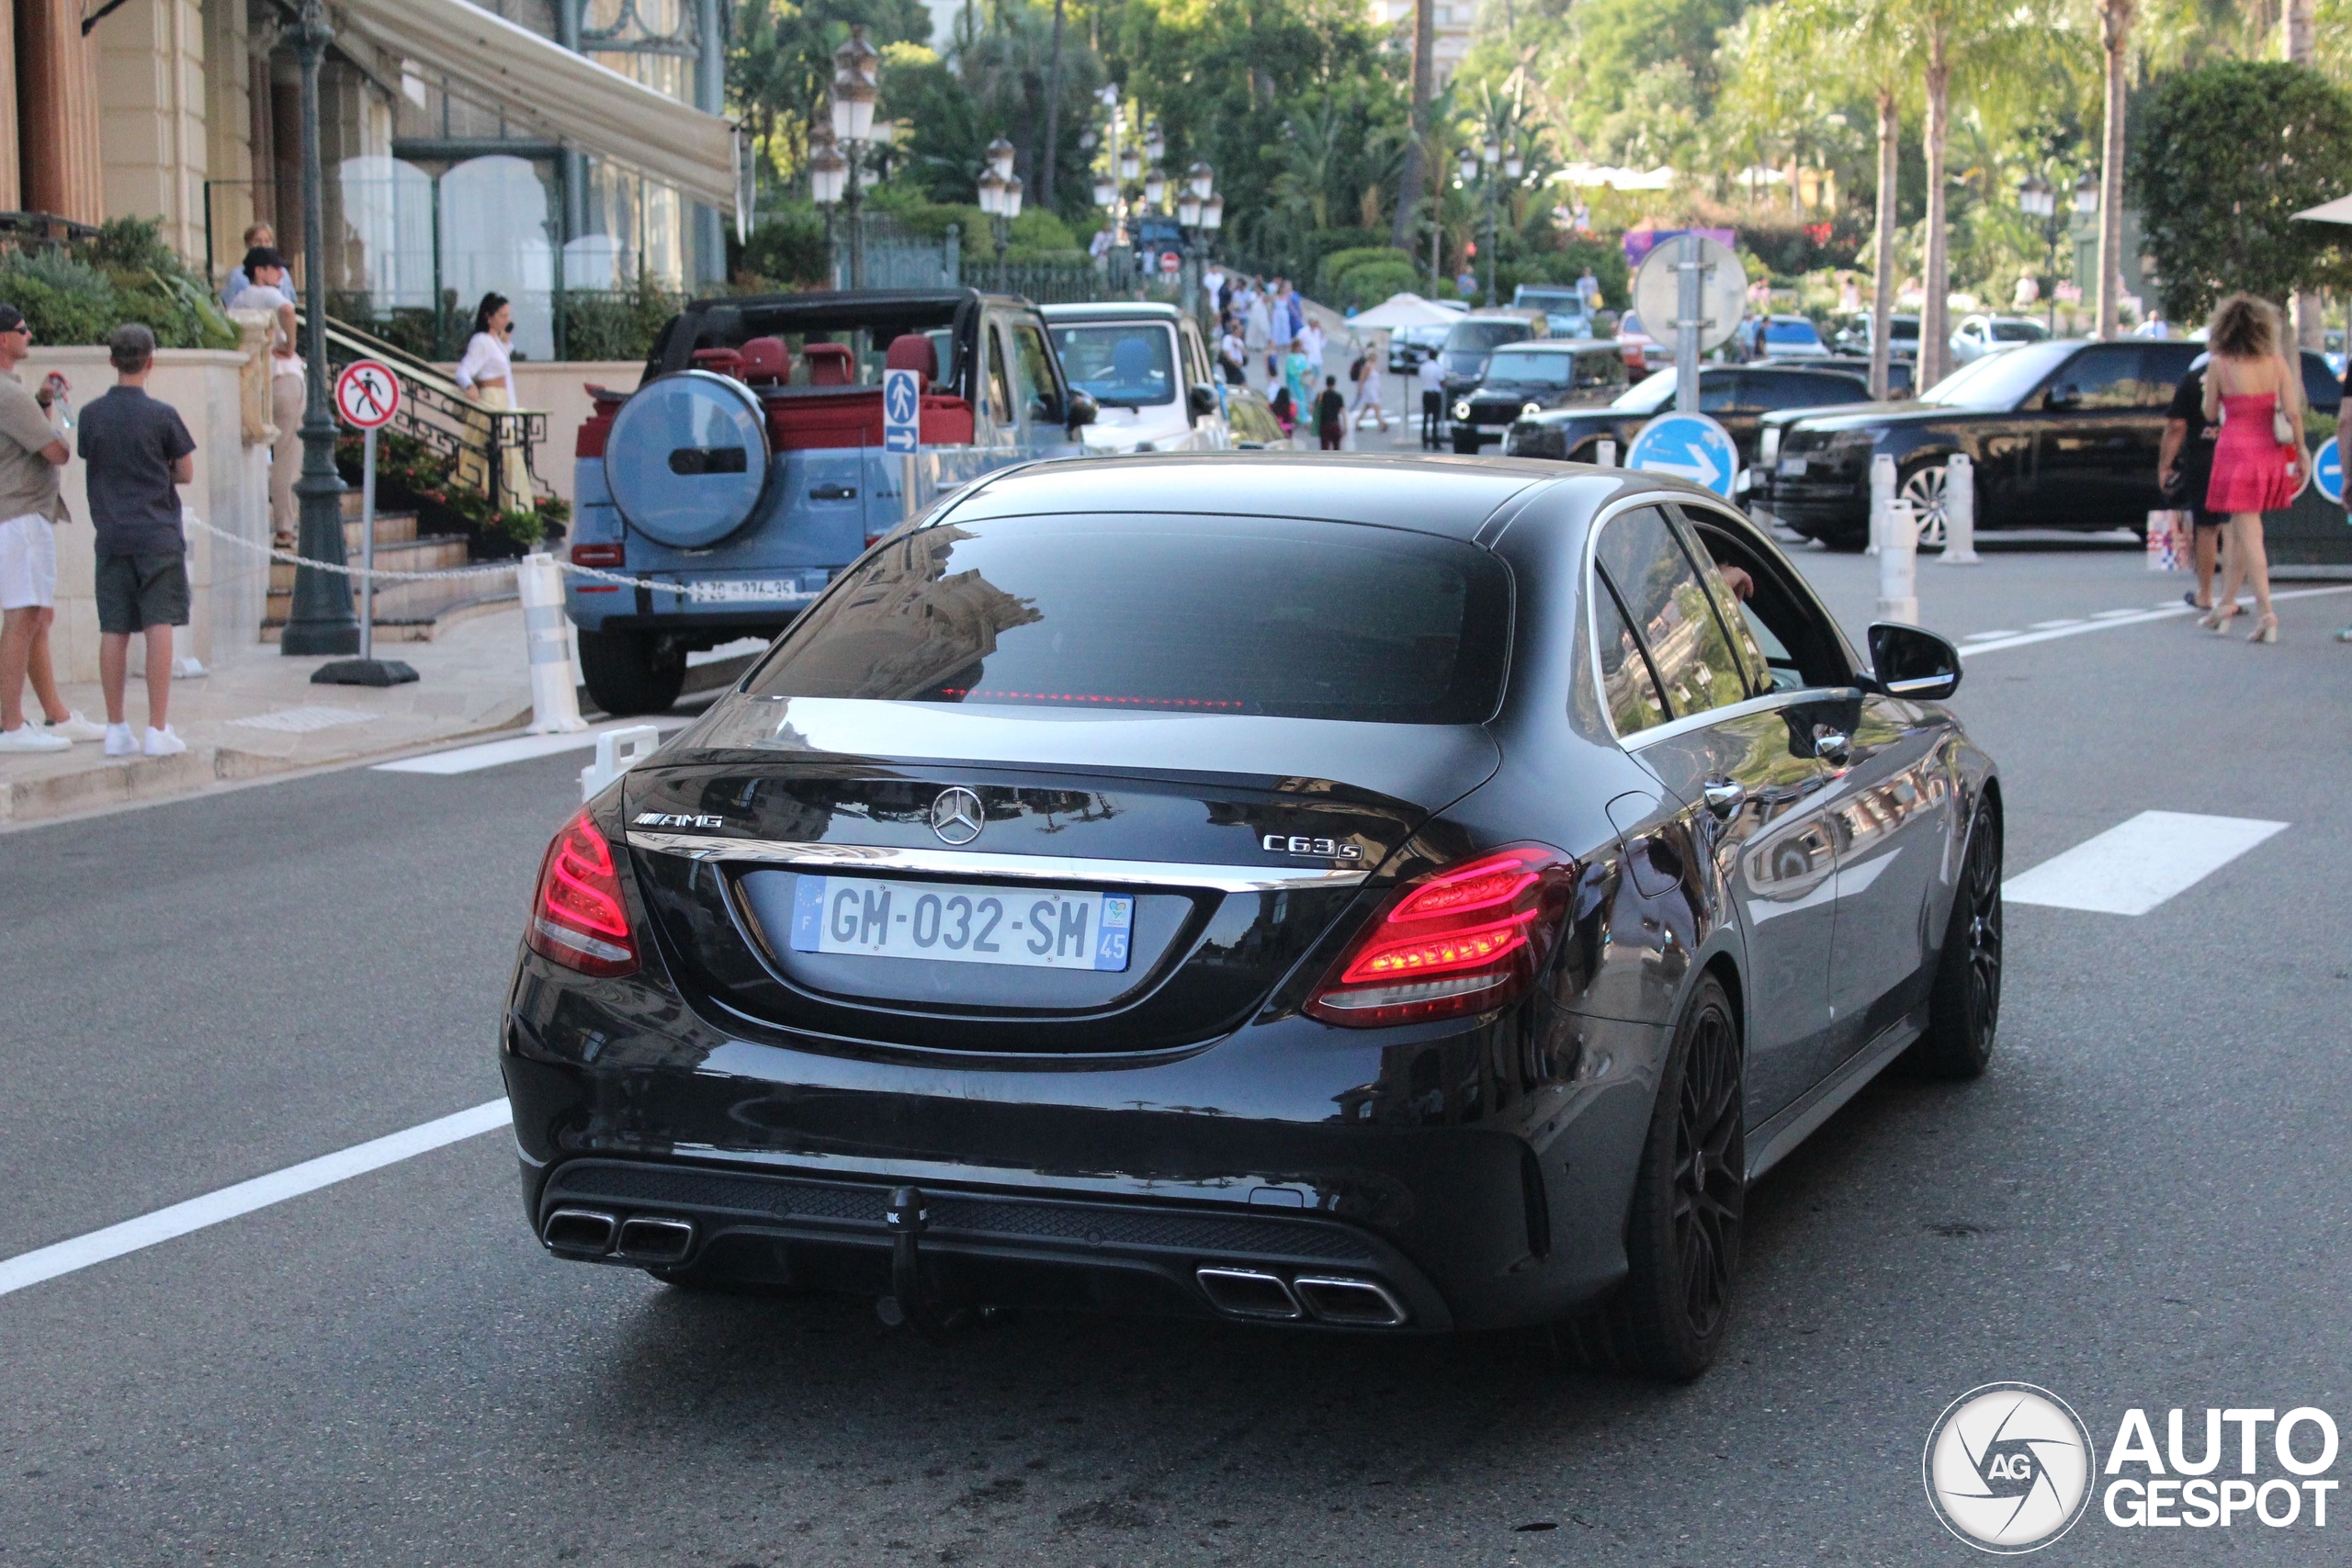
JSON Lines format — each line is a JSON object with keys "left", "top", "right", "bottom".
{"left": 334, "top": 360, "right": 401, "bottom": 430}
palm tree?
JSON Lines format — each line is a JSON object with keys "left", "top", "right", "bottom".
{"left": 2094, "top": 0, "right": 2134, "bottom": 342}
{"left": 2286, "top": 0, "right": 2321, "bottom": 344}
{"left": 1392, "top": 0, "right": 1437, "bottom": 253}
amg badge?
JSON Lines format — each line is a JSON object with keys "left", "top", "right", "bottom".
{"left": 634, "top": 812, "right": 725, "bottom": 829}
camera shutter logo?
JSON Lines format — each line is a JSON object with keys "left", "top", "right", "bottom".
{"left": 930, "top": 787, "right": 986, "bottom": 846}
{"left": 1924, "top": 1382, "right": 2097, "bottom": 1553}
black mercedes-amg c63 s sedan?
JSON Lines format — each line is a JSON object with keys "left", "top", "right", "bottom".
{"left": 502, "top": 452, "right": 2003, "bottom": 1381}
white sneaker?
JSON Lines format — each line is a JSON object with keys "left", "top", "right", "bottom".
{"left": 142, "top": 725, "right": 187, "bottom": 757}
{"left": 0, "top": 723, "right": 71, "bottom": 752}
{"left": 43, "top": 710, "right": 107, "bottom": 741}
{"left": 104, "top": 723, "right": 138, "bottom": 757}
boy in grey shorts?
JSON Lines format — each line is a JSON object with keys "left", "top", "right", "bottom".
{"left": 77, "top": 324, "right": 197, "bottom": 757}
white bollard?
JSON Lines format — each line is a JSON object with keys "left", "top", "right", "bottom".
{"left": 1940, "top": 452, "right": 1980, "bottom": 563}
{"left": 517, "top": 551, "right": 587, "bottom": 734}
{"left": 1596, "top": 438, "right": 1618, "bottom": 468}
{"left": 1867, "top": 453, "right": 1896, "bottom": 556}
{"left": 579, "top": 723, "right": 662, "bottom": 802}
{"left": 1877, "top": 498, "right": 1919, "bottom": 625}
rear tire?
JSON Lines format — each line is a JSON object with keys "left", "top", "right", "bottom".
{"left": 1904, "top": 799, "right": 2003, "bottom": 1079}
{"left": 579, "top": 626, "right": 685, "bottom": 716}
{"left": 1563, "top": 975, "right": 1745, "bottom": 1382}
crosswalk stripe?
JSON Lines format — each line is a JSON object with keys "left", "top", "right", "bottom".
{"left": 2004, "top": 810, "right": 2287, "bottom": 915}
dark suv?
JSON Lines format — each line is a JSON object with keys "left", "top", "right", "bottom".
{"left": 1449, "top": 341, "right": 1627, "bottom": 453}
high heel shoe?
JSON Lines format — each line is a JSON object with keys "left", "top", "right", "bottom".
{"left": 2203, "top": 604, "right": 2241, "bottom": 633}
{"left": 2248, "top": 613, "right": 2278, "bottom": 644}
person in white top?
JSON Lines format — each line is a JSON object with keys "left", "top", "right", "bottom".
{"left": 1301, "top": 318, "right": 1326, "bottom": 378}
{"left": 227, "top": 246, "right": 304, "bottom": 547}
{"left": 1417, "top": 351, "right": 1446, "bottom": 448}
{"left": 455, "top": 293, "right": 533, "bottom": 514}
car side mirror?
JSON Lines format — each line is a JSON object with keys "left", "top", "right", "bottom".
{"left": 1066, "top": 389, "right": 1099, "bottom": 430}
{"left": 1868, "top": 623, "right": 1962, "bottom": 701}
{"left": 1188, "top": 383, "right": 1219, "bottom": 418}
{"left": 2044, "top": 383, "right": 2080, "bottom": 410}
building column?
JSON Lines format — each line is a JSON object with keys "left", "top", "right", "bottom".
{"left": 19, "top": 0, "right": 106, "bottom": 222}
{"left": 0, "top": 2, "right": 20, "bottom": 210}
{"left": 96, "top": 0, "right": 211, "bottom": 259}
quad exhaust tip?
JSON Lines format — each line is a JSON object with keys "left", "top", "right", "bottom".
{"left": 1195, "top": 1267, "right": 1408, "bottom": 1327}
{"left": 541, "top": 1210, "right": 695, "bottom": 1265}
{"left": 616, "top": 1215, "right": 695, "bottom": 1265}
{"left": 543, "top": 1208, "right": 617, "bottom": 1255}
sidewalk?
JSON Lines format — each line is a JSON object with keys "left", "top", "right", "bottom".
{"left": 0, "top": 605, "right": 539, "bottom": 825}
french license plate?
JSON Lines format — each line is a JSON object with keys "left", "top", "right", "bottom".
{"left": 788, "top": 874, "right": 1134, "bottom": 972}
{"left": 1778, "top": 457, "right": 1808, "bottom": 477}
{"left": 685, "top": 578, "right": 805, "bottom": 604}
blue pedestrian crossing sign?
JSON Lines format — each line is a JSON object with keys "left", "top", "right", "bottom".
{"left": 2314, "top": 435, "right": 2343, "bottom": 506}
{"left": 883, "top": 367, "right": 922, "bottom": 454}
{"left": 1625, "top": 412, "right": 1739, "bottom": 498}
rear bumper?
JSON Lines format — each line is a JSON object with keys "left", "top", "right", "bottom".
{"left": 502, "top": 961, "right": 1668, "bottom": 1333}
{"left": 532, "top": 1156, "right": 1453, "bottom": 1329}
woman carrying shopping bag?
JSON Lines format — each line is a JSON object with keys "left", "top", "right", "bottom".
{"left": 2198, "top": 294, "right": 2303, "bottom": 644}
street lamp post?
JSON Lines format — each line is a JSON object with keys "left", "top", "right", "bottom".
{"left": 2018, "top": 175, "right": 2061, "bottom": 334}
{"left": 1480, "top": 134, "right": 1500, "bottom": 308}
{"left": 2072, "top": 172, "right": 2099, "bottom": 333}
{"left": 809, "top": 130, "right": 846, "bottom": 283}
{"left": 1176, "top": 161, "right": 1216, "bottom": 327}
{"left": 830, "top": 27, "right": 880, "bottom": 288}
{"left": 280, "top": 0, "right": 357, "bottom": 657}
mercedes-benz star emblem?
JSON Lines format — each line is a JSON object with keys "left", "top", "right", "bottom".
{"left": 930, "top": 787, "right": 985, "bottom": 846}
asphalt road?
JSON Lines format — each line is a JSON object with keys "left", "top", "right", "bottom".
{"left": 6, "top": 542, "right": 2352, "bottom": 1566}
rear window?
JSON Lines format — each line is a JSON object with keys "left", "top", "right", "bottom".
{"left": 1444, "top": 321, "right": 1530, "bottom": 354}
{"left": 749, "top": 516, "right": 1510, "bottom": 724}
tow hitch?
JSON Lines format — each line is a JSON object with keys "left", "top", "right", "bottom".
{"left": 876, "top": 1185, "right": 978, "bottom": 1339}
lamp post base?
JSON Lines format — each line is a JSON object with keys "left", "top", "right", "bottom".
{"left": 311, "top": 657, "right": 418, "bottom": 687}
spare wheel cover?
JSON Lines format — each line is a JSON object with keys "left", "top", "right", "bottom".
{"left": 605, "top": 369, "right": 774, "bottom": 548}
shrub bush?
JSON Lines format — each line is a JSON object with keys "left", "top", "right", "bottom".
{"left": 0, "top": 218, "right": 239, "bottom": 350}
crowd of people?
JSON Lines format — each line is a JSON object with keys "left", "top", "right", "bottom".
{"left": 1202, "top": 269, "right": 1387, "bottom": 449}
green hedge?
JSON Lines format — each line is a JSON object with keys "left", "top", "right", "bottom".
{"left": 0, "top": 218, "right": 239, "bottom": 351}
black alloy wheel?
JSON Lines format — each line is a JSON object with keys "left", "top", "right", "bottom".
{"left": 1905, "top": 800, "right": 2003, "bottom": 1078}
{"left": 1565, "top": 975, "right": 1745, "bottom": 1382}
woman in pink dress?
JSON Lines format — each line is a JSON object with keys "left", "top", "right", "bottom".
{"left": 2199, "top": 294, "right": 2304, "bottom": 643}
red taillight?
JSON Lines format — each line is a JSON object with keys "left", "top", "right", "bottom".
{"left": 1305, "top": 846, "right": 1573, "bottom": 1028}
{"left": 570, "top": 542, "right": 624, "bottom": 568}
{"left": 526, "top": 810, "right": 639, "bottom": 976}
{"left": 576, "top": 415, "right": 614, "bottom": 459}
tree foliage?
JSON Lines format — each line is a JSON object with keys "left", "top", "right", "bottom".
{"left": 2130, "top": 59, "right": 2352, "bottom": 321}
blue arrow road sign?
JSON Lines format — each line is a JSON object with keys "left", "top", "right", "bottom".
{"left": 1625, "top": 412, "right": 1739, "bottom": 498}
{"left": 884, "top": 367, "right": 922, "bottom": 454}
{"left": 2314, "top": 435, "right": 2343, "bottom": 506}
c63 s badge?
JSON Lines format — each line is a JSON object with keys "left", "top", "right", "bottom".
{"left": 635, "top": 812, "right": 725, "bottom": 829}
{"left": 1262, "top": 834, "right": 1364, "bottom": 862}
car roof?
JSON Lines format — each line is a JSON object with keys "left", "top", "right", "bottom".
{"left": 1041, "top": 301, "right": 1185, "bottom": 323}
{"left": 1493, "top": 338, "right": 1614, "bottom": 352}
{"left": 944, "top": 453, "right": 1559, "bottom": 539}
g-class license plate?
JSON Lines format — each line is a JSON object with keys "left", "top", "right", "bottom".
{"left": 788, "top": 875, "right": 1134, "bottom": 972}
{"left": 685, "top": 579, "right": 806, "bottom": 604}
{"left": 1777, "top": 457, "right": 1808, "bottom": 477}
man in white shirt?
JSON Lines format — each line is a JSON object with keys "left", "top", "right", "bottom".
{"left": 227, "top": 246, "right": 304, "bottom": 547}
{"left": 1301, "top": 318, "right": 1325, "bottom": 378}
{"left": 218, "top": 221, "right": 276, "bottom": 310}
{"left": 1417, "top": 351, "right": 1445, "bottom": 449}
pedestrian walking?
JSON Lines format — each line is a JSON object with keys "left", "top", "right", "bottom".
{"left": 0, "top": 303, "right": 100, "bottom": 753}
{"left": 455, "top": 292, "right": 534, "bottom": 514}
{"left": 1283, "top": 339, "right": 1311, "bottom": 412}
{"left": 1300, "top": 317, "right": 1326, "bottom": 380}
{"left": 2197, "top": 294, "right": 2301, "bottom": 644}
{"left": 1417, "top": 350, "right": 1445, "bottom": 448}
{"left": 227, "top": 246, "right": 303, "bottom": 548}
{"left": 76, "top": 325, "right": 196, "bottom": 757}
{"left": 1217, "top": 317, "right": 1247, "bottom": 386}
{"left": 219, "top": 222, "right": 275, "bottom": 310}
{"left": 1267, "top": 386, "right": 1297, "bottom": 439}
{"left": 1347, "top": 345, "right": 1388, "bottom": 439}
{"left": 2158, "top": 351, "right": 2223, "bottom": 611}
{"left": 1315, "top": 376, "right": 1347, "bottom": 451}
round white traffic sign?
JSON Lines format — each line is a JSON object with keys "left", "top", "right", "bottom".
{"left": 1632, "top": 235, "right": 1747, "bottom": 355}
{"left": 334, "top": 359, "right": 401, "bottom": 430}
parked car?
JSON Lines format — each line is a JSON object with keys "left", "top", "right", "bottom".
{"left": 1435, "top": 313, "right": 1545, "bottom": 409}
{"left": 1223, "top": 385, "right": 1299, "bottom": 448}
{"left": 1736, "top": 314, "right": 1831, "bottom": 361}
{"left": 1760, "top": 339, "right": 2342, "bottom": 548}
{"left": 1449, "top": 340, "right": 1629, "bottom": 453}
{"left": 1510, "top": 284, "right": 1611, "bottom": 341}
{"left": 565, "top": 288, "right": 1095, "bottom": 715}
{"left": 1045, "top": 301, "right": 1230, "bottom": 456}
{"left": 1387, "top": 322, "right": 1452, "bottom": 374}
{"left": 508, "top": 450, "right": 2000, "bottom": 1382}
{"left": 1617, "top": 310, "right": 1660, "bottom": 377}
{"left": 1949, "top": 314, "right": 2050, "bottom": 366}
{"left": 1833, "top": 311, "right": 1921, "bottom": 362}
{"left": 1508, "top": 364, "right": 1874, "bottom": 475}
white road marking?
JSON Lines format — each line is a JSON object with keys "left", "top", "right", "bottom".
{"left": 373, "top": 716, "right": 689, "bottom": 775}
{"left": 2030, "top": 618, "right": 2085, "bottom": 629}
{"left": 1957, "top": 585, "right": 2352, "bottom": 656}
{"left": 1961, "top": 629, "right": 2020, "bottom": 641}
{"left": 2091, "top": 608, "right": 2145, "bottom": 619}
{"left": 2004, "top": 810, "right": 2287, "bottom": 915}
{"left": 0, "top": 1100, "right": 512, "bottom": 1300}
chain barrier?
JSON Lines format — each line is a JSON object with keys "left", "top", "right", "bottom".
{"left": 187, "top": 517, "right": 705, "bottom": 596}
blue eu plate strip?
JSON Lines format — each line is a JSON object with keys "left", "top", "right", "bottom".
{"left": 790, "top": 875, "right": 826, "bottom": 952}
{"left": 1094, "top": 896, "right": 1135, "bottom": 971}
